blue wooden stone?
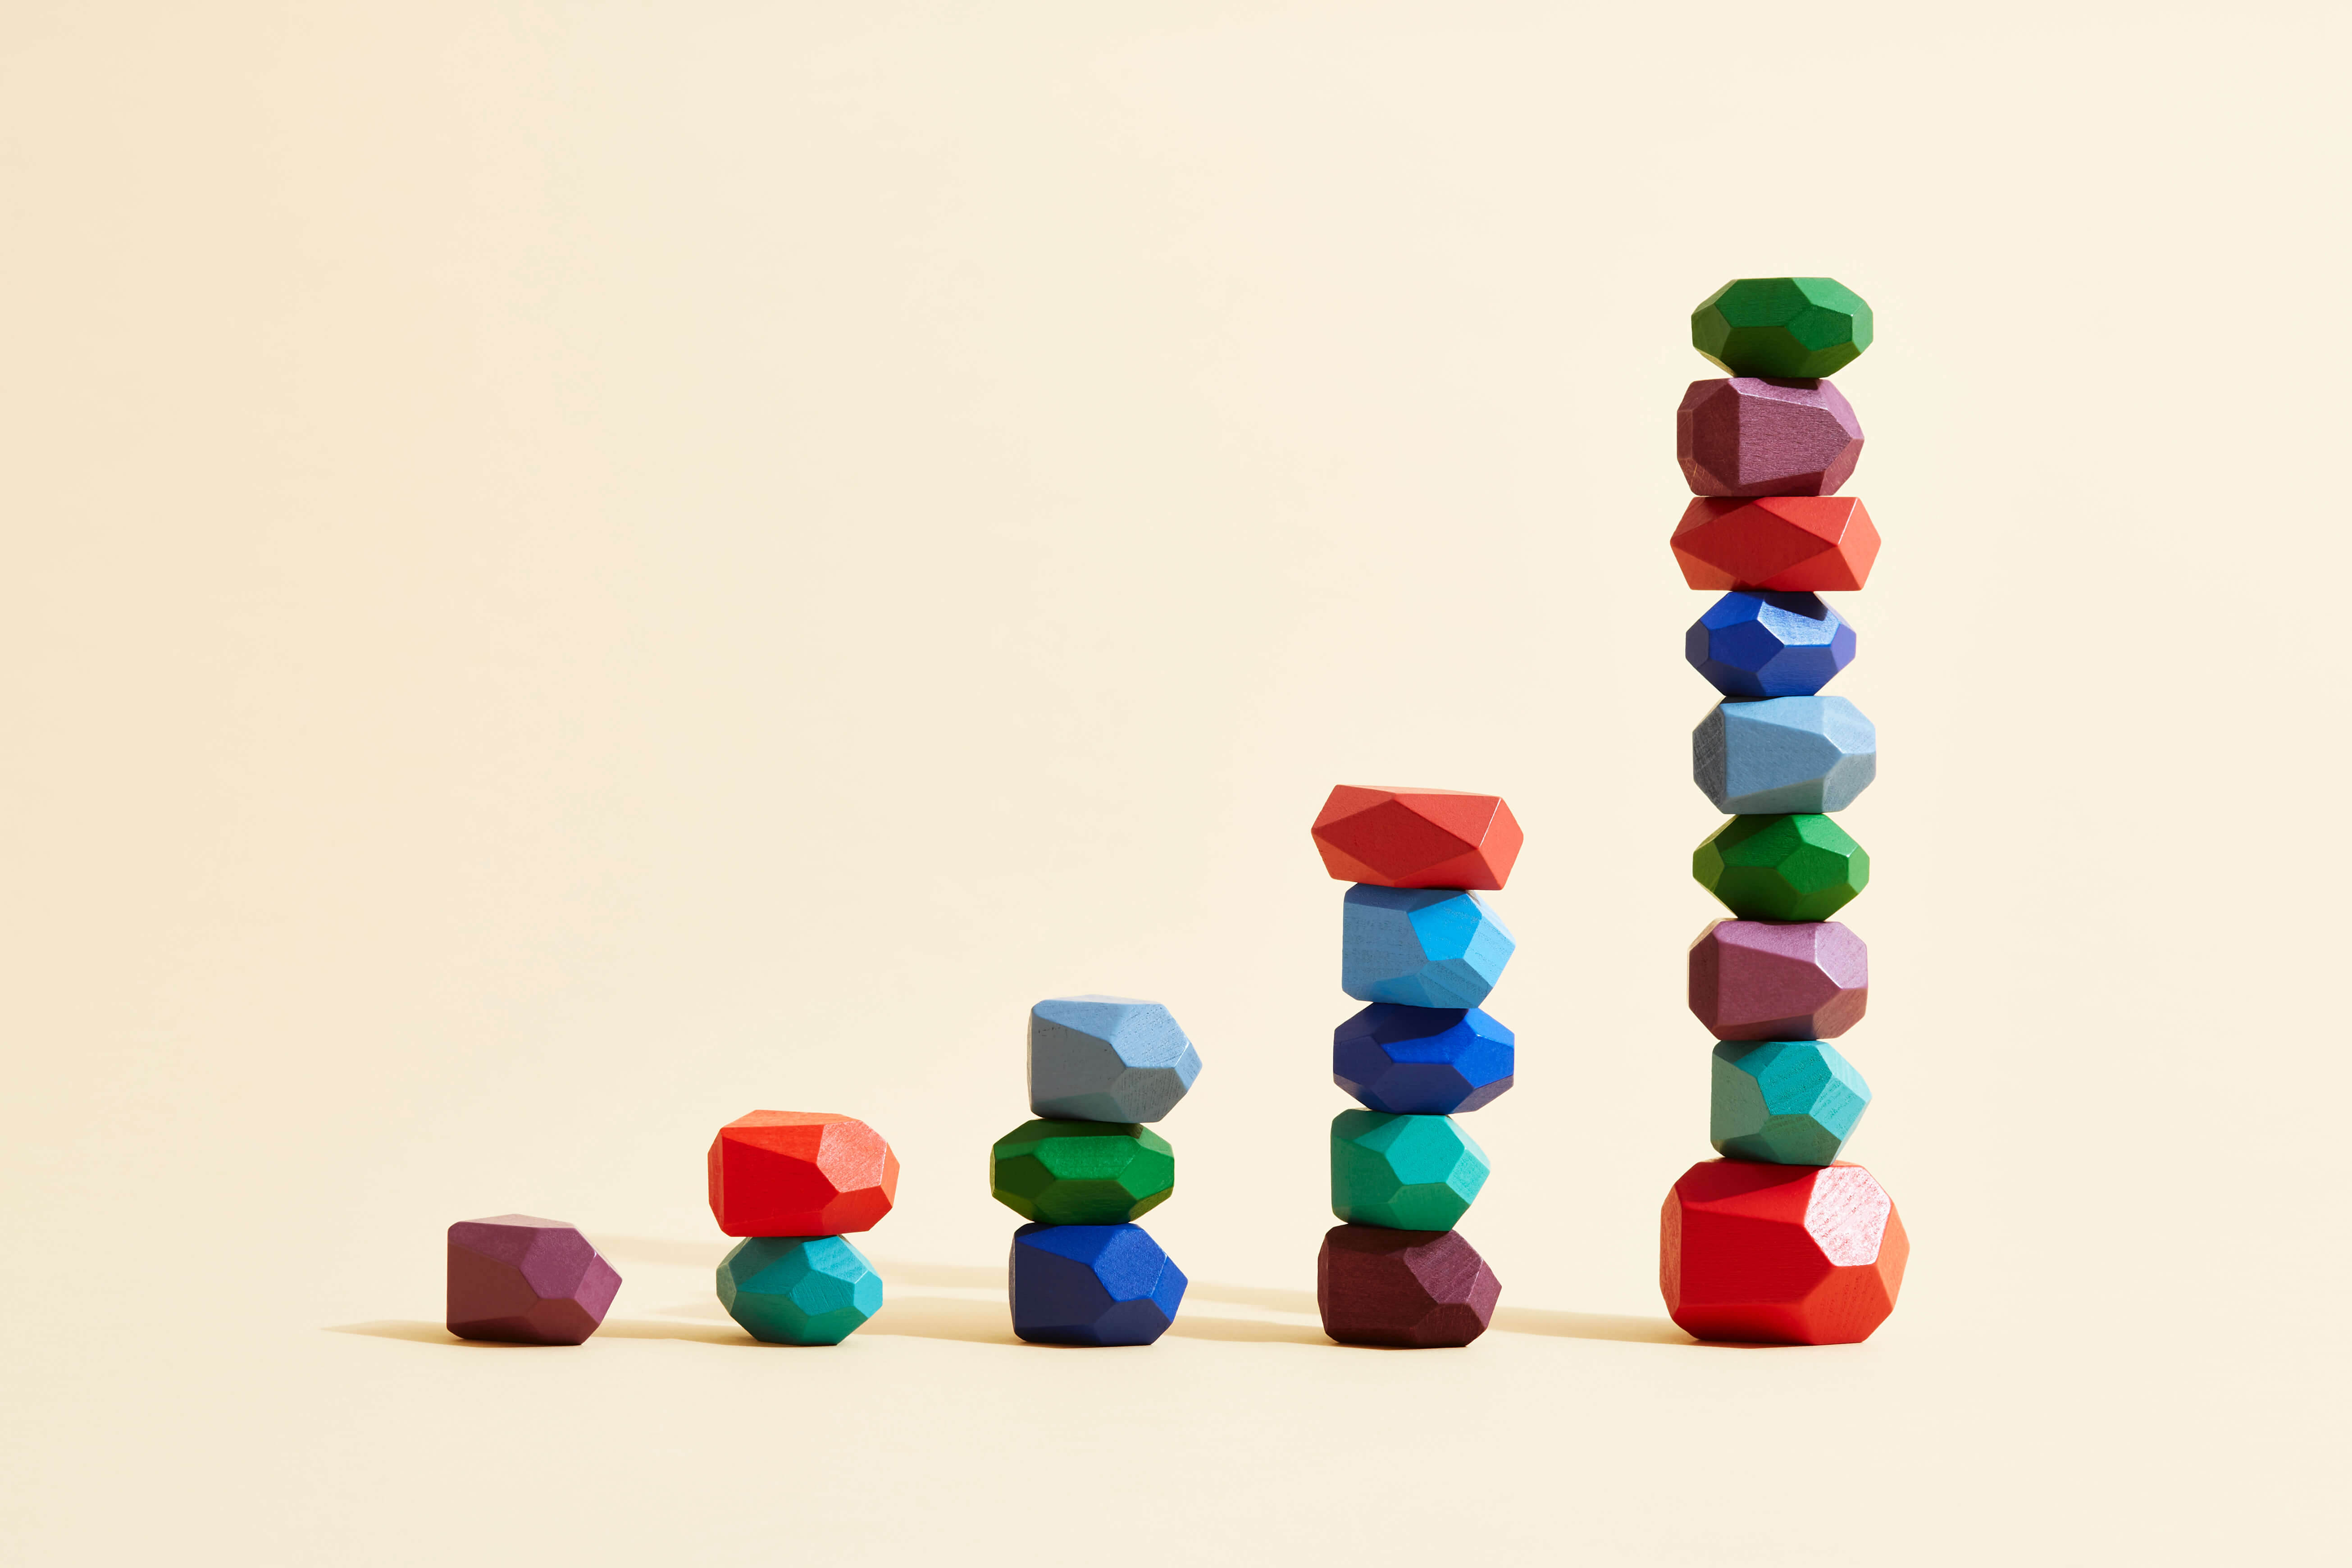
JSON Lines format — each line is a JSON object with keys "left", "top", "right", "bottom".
{"left": 1686, "top": 591, "right": 1856, "bottom": 697}
{"left": 1333, "top": 1003, "right": 1514, "bottom": 1114}
{"left": 716, "top": 1235, "right": 884, "bottom": 1345}
{"left": 1693, "top": 695, "right": 1876, "bottom": 815}
{"left": 1341, "top": 886, "right": 1515, "bottom": 1009}
{"left": 1028, "top": 995, "right": 1202, "bottom": 1123}
{"left": 1710, "top": 1039, "right": 1871, "bottom": 1166}
{"left": 1009, "top": 1222, "right": 1187, "bottom": 1346}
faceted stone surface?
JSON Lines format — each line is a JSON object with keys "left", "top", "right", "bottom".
{"left": 1333, "top": 1002, "right": 1515, "bottom": 1115}
{"left": 1689, "top": 919, "right": 1868, "bottom": 1041}
{"left": 1686, "top": 591, "right": 1857, "bottom": 698}
{"left": 1341, "top": 885, "right": 1515, "bottom": 1009}
{"left": 1311, "top": 785, "right": 1523, "bottom": 890}
{"left": 1673, "top": 497, "right": 1879, "bottom": 592}
{"left": 1693, "top": 696, "right": 1876, "bottom": 815}
{"left": 1009, "top": 1222, "right": 1187, "bottom": 1346}
{"left": 707, "top": 1111, "right": 899, "bottom": 1238}
{"left": 446, "top": 1214, "right": 621, "bottom": 1345}
{"left": 990, "top": 1119, "right": 1174, "bottom": 1224}
{"left": 1028, "top": 995, "right": 1201, "bottom": 1123}
{"left": 1330, "top": 1109, "right": 1489, "bottom": 1231}
{"left": 1694, "top": 814, "right": 1870, "bottom": 922}
{"left": 1318, "top": 1225, "right": 1500, "bottom": 1348}
{"left": 1691, "top": 278, "right": 1874, "bottom": 380}
{"left": 1660, "top": 1158, "right": 1906, "bottom": 1344}
{"left": 717, "top": 1235, "right": 883, "bottom": 1345}
{"left": 1712, "top": 1039, "right": 1872, "bottom": 1165}
{"left": 1677, "top": 377, "right": 1864, "bottom": 497}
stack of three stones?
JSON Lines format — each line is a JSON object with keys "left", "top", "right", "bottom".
{"left": 1660, "top": 277, "right": 1908, "bottom": 1345}
{"left": 1309, "top": 787, "right": 1522, "bottom": 1349}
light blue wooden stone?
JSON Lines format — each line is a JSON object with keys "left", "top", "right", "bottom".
{"left": 1692, "top": 695, "right": 1876, "bottom": 815}
{"left": 1710, "top": 1039, "right": 1872, "bottom": 1166}
{"left": 1028, "top": 995, "right": 1202, "bottom": 1123}
{"left": 1341, "top": 885, "right": 1516, "bottom": 1009}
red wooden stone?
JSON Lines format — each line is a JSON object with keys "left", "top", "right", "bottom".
{"left": 1317, "top": 1224, "right": 1500, "bottom": 1348}
{"left": 707, "top": 1111, "right": 900, "bottom": 1237}
{"left": 1311, "top": 786, "right": 1523, "bottom": 890}
{"left": 1660, "top": 1158, "right": 1907, "bottom": 1345}
{"left": 1672, "top": 497, "right": 1880, "bottom": 591}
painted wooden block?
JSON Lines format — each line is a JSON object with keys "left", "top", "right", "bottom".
{"left": 1312, "top": 785, "right": 1523, "bottom": 890}
{"left": 717, "top": 1235, "right": 883, "bottom": 1345}
{"left": 1318, "top": 1225, "right": 1500, "bottom": 1348}
{"left": 1009, "top": 1222, "right": 1187, "bottom": 1346}
{"left": 1686, "top": 591, "right": 1857, "bottom": 698}
{"left": 1691, "top": 278, "right": 1873, "bottom": 380}
{"left": 1678, "top": 377, "right": 1863, "bottom": 497}
{"left": 1333, "top": 1002, "right": 1514, "bottom": 1115}
{"left": 1660, "top": 1158, "right": 1906, "bottom": 1344}
{"left": 707, "top": 1111, "right": 900, "bottom": 1238}
{"left": 1342, "top": 885, "right": 1515, "bottom": 1008}
{"left": 990, "top": 1118, "right": 1174, "bottom": 1224}
{"left": 1673, "top": 497, "right": 1879, "bottom": 592}
{"left": 1712, "top": 1039, "right": 1871, "bottom": 1166}
{"left": 1693, "top": 696, "right": 1875, "bottom": 814}
{"left": 1028, "top": 995, "right": 1201, "bottom": 1123}
{"left": 1689, "top": 919, "right": 1867, "bottom": 1040}
{"left": 1331, "top": 1109, "right": 1489, "bottom": 1231}
{"left": 446, "top": 1215, "right": 621, "bottom": 1345}
{"left": 1693, "top": 813, "right": 1869, "bottom": 922}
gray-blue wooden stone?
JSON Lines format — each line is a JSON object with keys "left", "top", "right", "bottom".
{"left": 1028, "top": 995, "right": 1202, "bottom": 1124}
{"left": 1693, "top": 696, "right": 1876, "bottom": 815}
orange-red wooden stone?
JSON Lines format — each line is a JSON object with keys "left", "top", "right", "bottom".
{"left": 1311, "top": 786, "right": 1523, "bottom": 890}
{"left": 707, "top": 1111, "right": 900, "bottom": 1237}
{"left": 1659, "top": 1158, "right": 1906, "bottom": 1345}
{"left": 1672, "top": 497, "right": 1880, "bottom": 591}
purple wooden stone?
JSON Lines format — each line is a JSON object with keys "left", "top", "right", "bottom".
{"left": 1688, "top": 919, "right": 1868, "bottom": 1041}
{"left": 446, "top": 1214, "right": 622, "bottom": 1345}
{"left": 1677, "top": 377, "right": 1864, "bottom": 497}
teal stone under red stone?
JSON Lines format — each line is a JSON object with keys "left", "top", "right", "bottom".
{"left": 447, "top": 1214, "right": 622, "bottom": 1345}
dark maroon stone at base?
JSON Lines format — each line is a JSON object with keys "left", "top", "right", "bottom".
{"left": 1317, "top": 1225, "right": 1500, "bottom": 1348}
{"left": 446, "top": 1214, "right": 621, "bottom": 1345}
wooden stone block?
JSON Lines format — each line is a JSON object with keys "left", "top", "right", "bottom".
{"left": 1009, "top": 1222, "right": 1187, "bottom": 1346}
{"left": 1672, "top": 497, "right": 1879, "bottom": 592}
{"left": 1318, "top": 1225, "right": 1500, "bottom": 1348}
{"left": 1342, "top": 885, "right": 1515, "bottom": 1009}
{"left": 990, "top": 1118, "right": 1174, "bottom": 1225}
{"left": 1686, "top": 591, "right": 1857, "bottom": 698}
{"left": 717, "top": 1235, "right": 883, "bottom": 1345}
{"left": 1333, "top": 1002, "right": 1515, "bottom": 1115}
{"left": 1028, "top": 995, "right": 1201, "bottom": 1123}
{"left": 1693, "top": 813, "right": 1869, "bottom": 922}
{"left": 707, "top": 1111, "right": 900, "bottom": 1238}
{"left": 1689, "top": 919, "right": 1867, "bottom": 1040}
{"left": 1311, "top": 785, "right": 1523, "bottom": 890}
{"left": 1331, "top": 1109, "right": 1489, "bottom": 1231}
{"left": 1660, "top": 1158, "right": 1906, "bottom": 1344}
{"left": 1678, "top": 377, "right": 1863, "bottom": 497}
{"left": 1693, "top": 696, "right": 1875, "bottom": 815}
{"left": 1712, "top": 1039, "right": 1871, "bottom": 1166}
{"left": 446, "top": 1215, "right": 621, "bottom": 1345}
{"left": 1691, "top": 278, "right": 1873, "bottom": 380}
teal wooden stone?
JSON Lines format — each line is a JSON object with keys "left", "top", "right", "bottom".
{"left": 1711, "top": 1039, "right": 1871, "bottom": 1166}
{"left": 716, "top": 1235, "right": 884, "bottom": 1345}
{"left": 1693, "top": 696, "right": 1876, "bottom": 815}
{"left": 1691, "top": 278, "right": 1873, "bottom": 379}
{"left": 1330, "top": 1109, "right": 1490, "bottom": 1231}
{"left": 1341, "top": 886, "right": 1516, "bottom": 1009}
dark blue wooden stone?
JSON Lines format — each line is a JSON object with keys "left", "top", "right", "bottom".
{"left": 1332, "top": 1003, "right": 1515, "bottom": 1114}
{"left": 1009, "top": 1222, "right": 1187, "bottom": 1346}
{"left": 1685, "top": 591, "right": 1857, "bottom": 698}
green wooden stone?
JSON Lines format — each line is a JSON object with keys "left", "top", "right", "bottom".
{"left": 1330, "top": 1109, "right": 1488, "bottom": 1231}
{"left": 990, "top": 1118, "right": 1174, "bottom": 1224}
{"left": 1693, "top": 813, "right": 1869, "bottom": 922}
{"left": 1691, "top": 278, "right": 1873, "bottom": 379}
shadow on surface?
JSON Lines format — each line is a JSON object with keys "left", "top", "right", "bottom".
{"left": 865, "top": 1294, "right": 1019, "bottom": 1345}
{"left": 1488, "top": 1307, "right": 1696, "bottom": 1345}
{"left": 1167, "top": 1313, "right": 1327, "bottom": 1345}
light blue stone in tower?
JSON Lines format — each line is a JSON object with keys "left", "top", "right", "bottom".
{"left": 1693, "top": 695, "right": 1877, "bottom": 815}
{"left": 1341, "top": 885, "right": 1515, "bottom": 1009}
{"left": 1028, "top": 995, "right": 1201, "bottom": 1123}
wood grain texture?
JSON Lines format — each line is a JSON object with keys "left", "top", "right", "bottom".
{"left": 1659, "top": 1158, "right": 1905, "bottom": 1344}
{"left": 1672, "top": 497, "right": 1880, "bottom": 592}
{"left": 1317, "top": 1224, "right": 1500, "bottom": 1348}
{"left": 1311, "top": 785, "right": 1523, "bottom": 890}
{"left": 707, "top": 1111, "right": 900, "bottom": 1238}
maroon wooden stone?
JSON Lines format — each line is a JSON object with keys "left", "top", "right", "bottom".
{"left": 1688, "top": 919, "right": 1868, "bottom": 1041}
{"left": 1678, "top": 377, "right": 1864, "bottom": 498}
{"left": 1317, "top": 1225, "right": 1500, "bottom": 1348}
{"left": 446, "top": 1214, "right": 622, "bottom": 1345}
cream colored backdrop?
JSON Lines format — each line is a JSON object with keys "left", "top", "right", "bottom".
{"left": 3, "top": 3, "right": 2343, "bottom": 1564}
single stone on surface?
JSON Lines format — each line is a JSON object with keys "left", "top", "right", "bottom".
{"left": 1028, "top": 995, "right": 1201, "bottom": 1123}
{"left": 446, "top": 1214, "right": 622, "bottom": 1345}
{"left": 1677, "top": 376, "right": 1864, "bottom": 497}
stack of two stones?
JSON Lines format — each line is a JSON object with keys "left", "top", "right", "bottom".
{"left": 1309, "top": 786, "right": 1524, "bottom": 1349}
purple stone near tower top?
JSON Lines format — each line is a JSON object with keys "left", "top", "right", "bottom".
{"left": 447, "top": 1214, "right": 622, "bottom": 1345}
{"left": 1678, "top": 377, "right": 1864, "bottom": 498}
{"left": 1688, "top": 919, "right": 1869, "bottom": 1041}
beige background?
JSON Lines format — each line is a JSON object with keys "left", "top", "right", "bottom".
{"left": 3, "top": 2, "right": 2345, "bottom": 1563}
